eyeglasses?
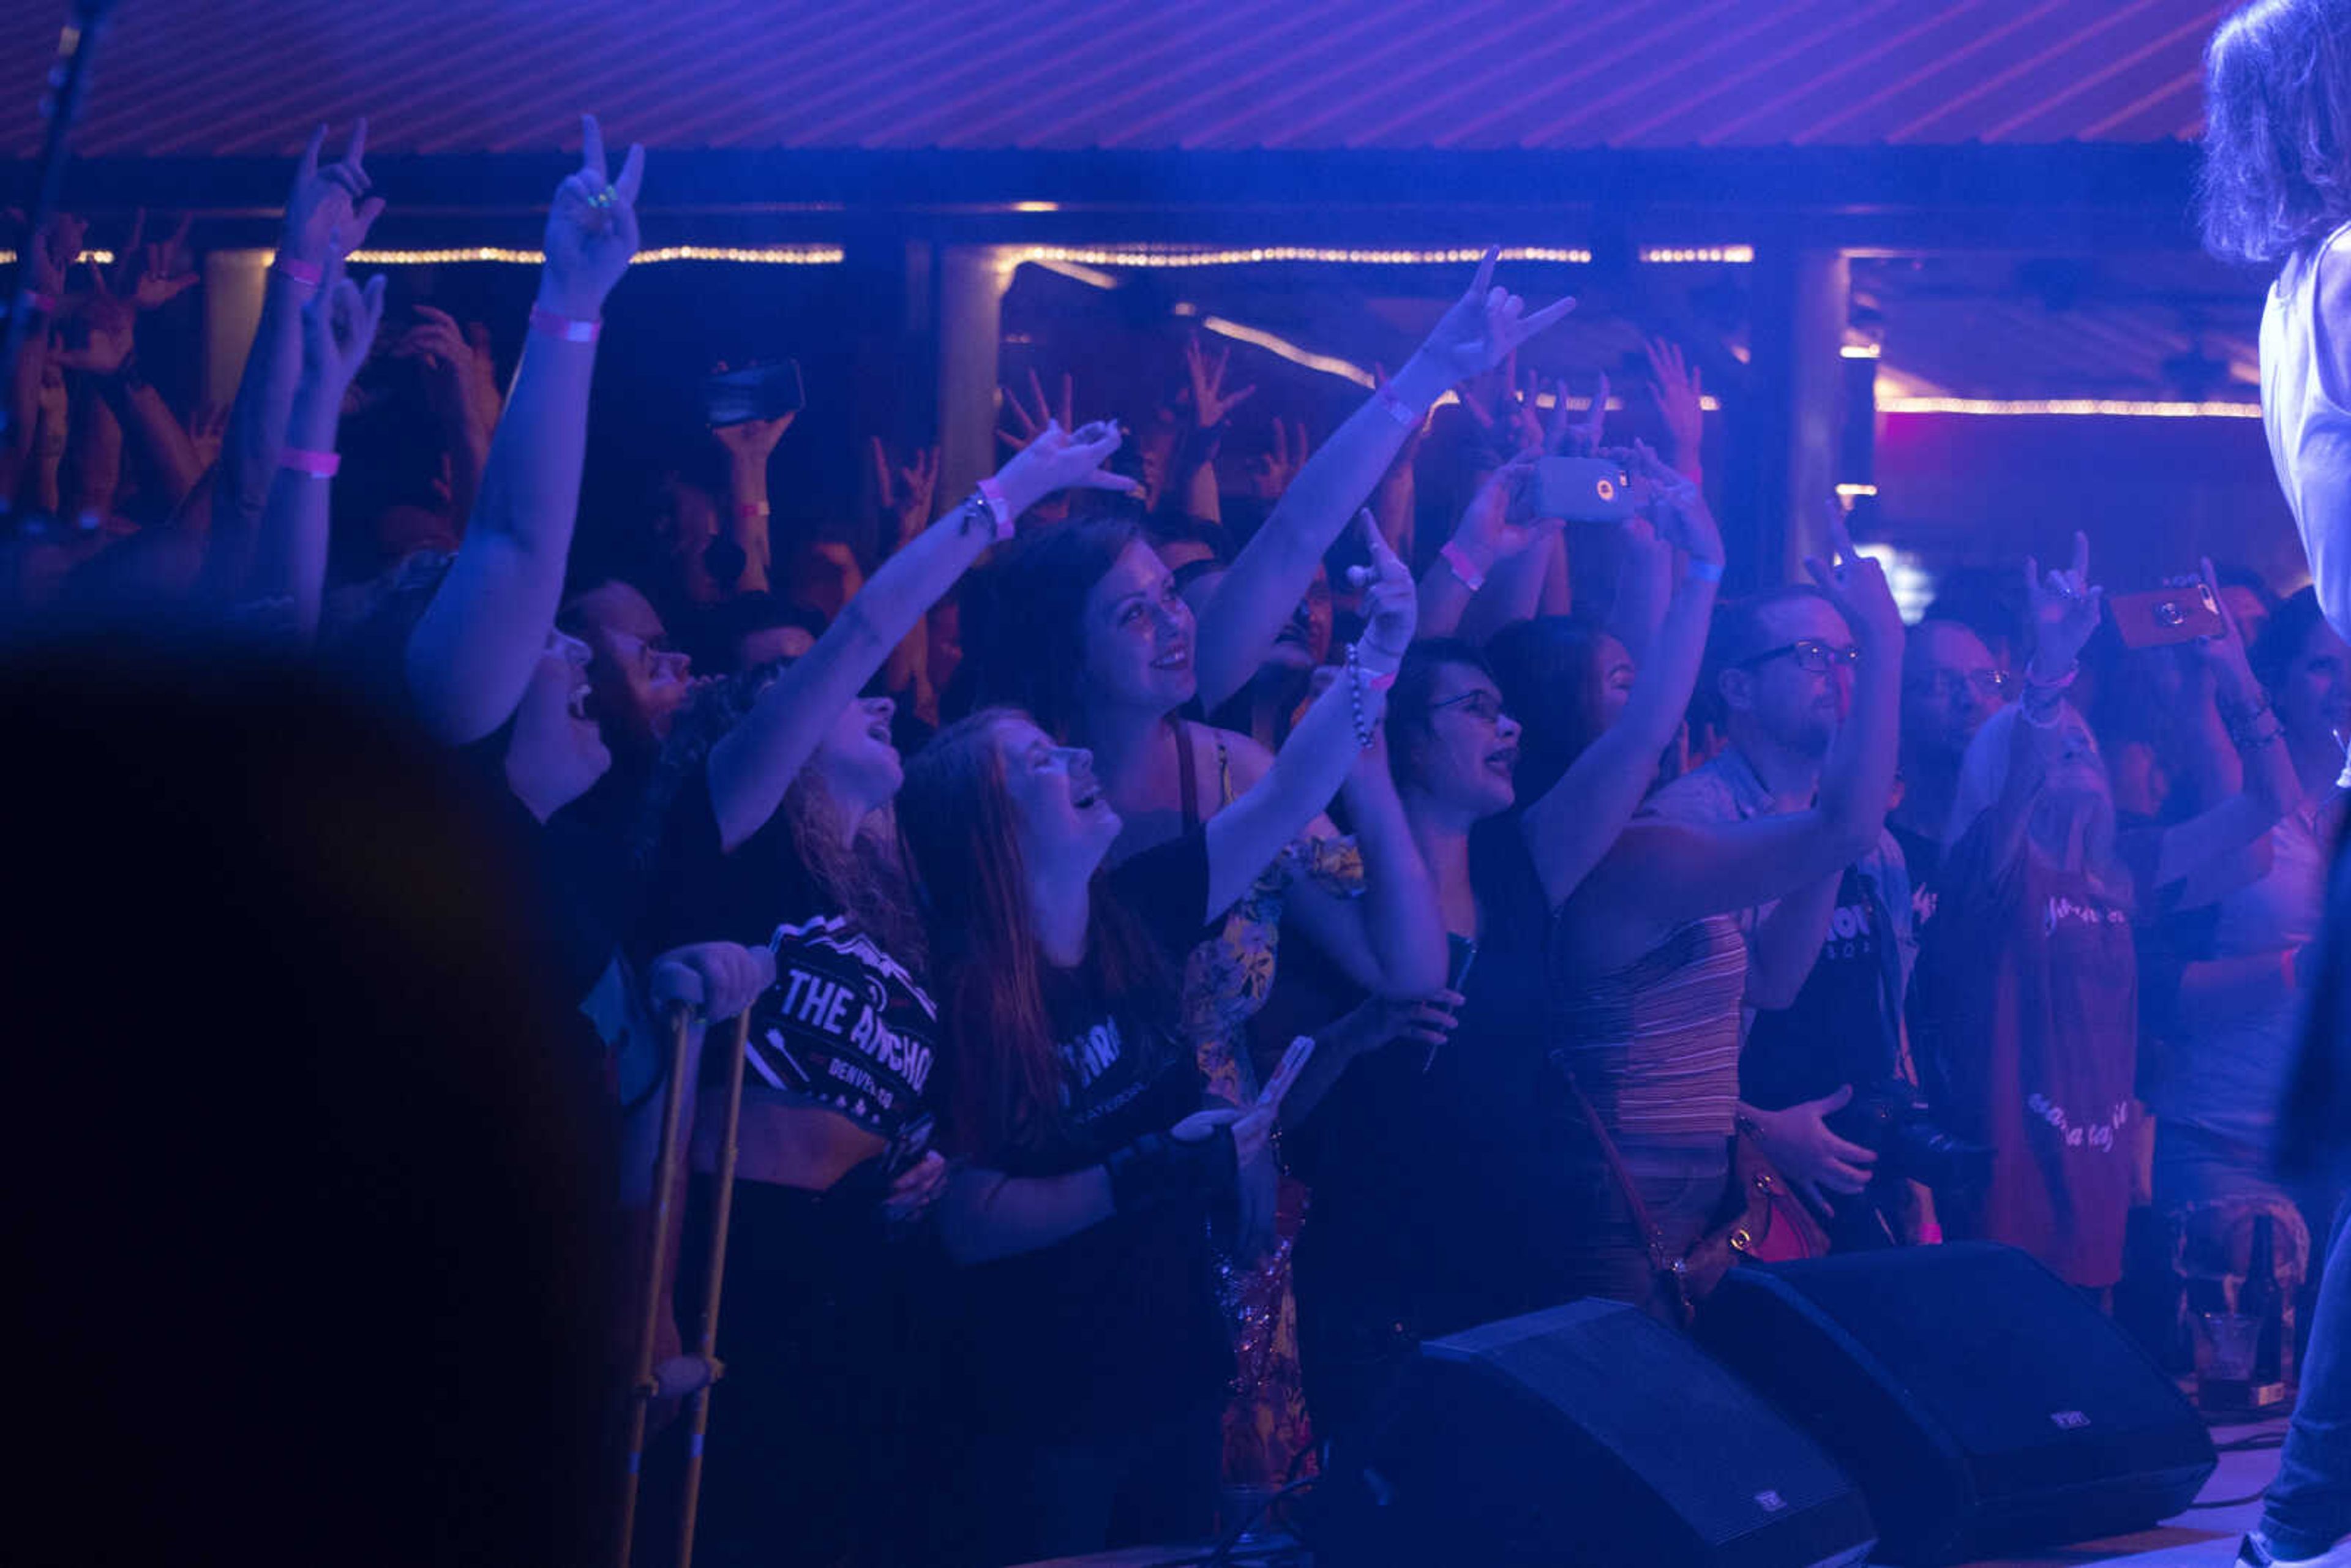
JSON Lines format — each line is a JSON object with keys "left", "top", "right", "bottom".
{"left": 1430, "top": 689, "right": 1509, "bottom": 724}
{"left": 1737, "top": 639, "right": 1860, "bottom": 674}
{"left": 1906, "top": 669, "right": 2015, "bottom": 702}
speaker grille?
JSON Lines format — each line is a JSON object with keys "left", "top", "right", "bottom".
{"left": 1435, "top": 1302, "right": 1857, "bottom": 1551}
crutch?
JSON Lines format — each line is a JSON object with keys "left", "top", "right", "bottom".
{"left": 617, "top": 1000, "right": 752, "bottom": 1568}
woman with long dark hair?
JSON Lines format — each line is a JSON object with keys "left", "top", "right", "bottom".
{"left": 1283, "top": 454, "right": 1727, "bottom": 1431}
{"left": 1526, "top": 517, "right": 1910, "bottom": 1322}
{"left": 898, "top": 526, "right": 1420, "bottom": 1566}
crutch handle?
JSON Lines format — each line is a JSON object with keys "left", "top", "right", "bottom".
{"left": 642, "top": 1353, "right": 726, "bottom": 1400}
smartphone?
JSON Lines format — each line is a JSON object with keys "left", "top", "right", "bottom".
{"left": 2110, "top": 579, "right": 2224, "bottom": 649}
{"left": 1534, "top": 456, "right": 1637, "bottom": 523}
{"left": 703, "top": 361, "right": 806, "bottom": 428}
{"left": 1424, "top": 934, "right": 1479, "bottom": 1072}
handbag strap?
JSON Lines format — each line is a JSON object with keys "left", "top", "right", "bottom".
{"left": 1560, "top": 1063, "right": 1672, "bottom": 1275}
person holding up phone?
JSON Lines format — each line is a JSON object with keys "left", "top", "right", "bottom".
{"left": 1282, "top": 453, "right": 1727, "bottom": 1431}
{"left": 1919, "top": 544, "right": 2297, "bottom": 1296}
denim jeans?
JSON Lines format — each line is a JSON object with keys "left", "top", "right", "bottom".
{"left": 2263, "top": 1201, "right": 2351, "bottom": 1558}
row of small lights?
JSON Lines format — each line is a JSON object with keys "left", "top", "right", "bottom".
{"left": 2, "top": 242, "right": 2264, "bottom": 420}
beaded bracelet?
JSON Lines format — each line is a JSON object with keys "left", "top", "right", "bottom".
{"left": 1344, "top": 644, "right": 1376, "bottom": 749}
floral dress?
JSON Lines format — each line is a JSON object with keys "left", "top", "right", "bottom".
{"left": 1177, "top": 726, "right": 1365, "bottom": 1490}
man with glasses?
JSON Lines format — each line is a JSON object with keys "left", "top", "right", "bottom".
{"left": 1891, "top": 618, "right": 2012, "bottom": 929}
{"left": 1647, "top": 584, "right": 1918, "bottom": 1247}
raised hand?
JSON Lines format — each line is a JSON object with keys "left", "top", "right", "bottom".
{"left": 870, "top": 437, "right": 941, "bottom": 538}
{"left": 1448, "top": 451, "right": 1550, "bottom": 575}
{"left": 991, "top": 419, "right": 1138, "bottom": 516}
{"left": 1245, "top": 416, "right": 1310, "bottom": 500}
{"left": 1182, "top": 333, "right": 1256, "bottom": 429}
{"left": 1557, "top": 372, "right": 1608, "bottom": 457}
{"left": 282, "top": 121, "right": 386, "bottom": 268}
{"left": 2191, "top": 555, "right": 2264, "bottom": 707}
{"left": 299, "top": 255, "right": 390, "bottom": 393}
{"left": 1416, "top": 246, "right": 1577, "bottom": 384}
{"left": 996, "top": 367, "right": 1076, "bottom": 453}
{"left": 54, "top": 266, "right": 137, "bottom": 372}
{"left": 538, "top": 113, "right": 643, "bottom": 320}
{"left": 2021, "top": 529, "right": 2104, "bottom": 678}
{"left": 1348, "top": 506, "right": 1419, "bottom": 658}
{"left": 396, "top": 305, "right": 501, "bottom": 432}
{"left": 1644, "top": 337, "right": 1706, "bottom": 478}
{"left": 129, "top": 214, "right": 198, "bottom": 309}
{"left": 23, "top": 211, "right": 86, "bottom": 299}
{"left": 1804, "top": 502, "right": 1903, "bottom": 652}
{"left": 712, "top": 410, "right": 795, "bottom": 463}
{"left": 1622, "top": 437, "right": 1722, "bottom": 568}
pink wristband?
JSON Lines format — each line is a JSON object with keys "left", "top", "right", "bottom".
{"left": 279, "top": 448, "right": 340, "bottom": 478}
{"left": 1439, "top": 539, "right": 1488, "bottom": 593}
{"left": 975, "top": 477, "right": 1014, "bottom": 541}
{"left": 20, "top": 288, "right": 58, "bottom": 315}
{"left": 1374, "top": 380, "right": 1426, "bottom": 429}
{"left": 736, "top": 501, "right": 771, "bottom": 521}
{"left": 529, "top": 304, "right": 601, "bottom": 343}
{"left": 1367, "top": 669, "right": 1398, "bottom": 692}
{"left": 273, "top": 257, "right": 322, "bottom": 288}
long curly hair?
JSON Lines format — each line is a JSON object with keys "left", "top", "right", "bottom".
{"left": 898, "top": 708, "right": 1173, "bottom": 1158}
{"left": 633, "top": 659, "right": 924, "bottom": 964}
{"left": 956, "top": 517, "right": 1140, "bottom": 740}
{"left": 2200, "top": 0, "right": 2351, "bottom": 266}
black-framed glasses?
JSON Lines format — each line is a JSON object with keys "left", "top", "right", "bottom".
{"left": 1906, "top": 668, "right": 2015, "bottom": 702}
{"left": 1430, "top": 689, "right": 1509, "bottom": 724}
{"left": 1737, "top": 639, "right": 1860, "bottom": 674}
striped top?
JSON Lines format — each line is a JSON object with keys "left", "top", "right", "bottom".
{"left": 1551, "top": 915, "right": 1750, "bottom": 1141}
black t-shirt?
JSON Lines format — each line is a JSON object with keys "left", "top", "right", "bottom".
{"left": 457, "top": 741, "right": 642, "bottom": 1011}
{"left": 648, "top": 766, "right": 939, "bottom": 1145}
{"left": 961, "top": 828, "right": 1234, "bottom": 1439}
{"left": 1293, "top": 816, "right": 1580, "bottom": 1337}
{"left": 1742, "top": 864, "right": 1902, "bottom": 1111}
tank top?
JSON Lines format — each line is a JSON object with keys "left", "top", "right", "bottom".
{"left": 1551, "top": 915, "right": 1749, "bottom": 1141}
{"left": 2154, "top": 798, "right": 2339, "bottom": 1147}
{"left": 2263, "top": 219, "right": 2351, "bottom": 789}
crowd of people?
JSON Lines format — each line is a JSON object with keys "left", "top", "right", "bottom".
{"left": 8, "top": 54, "right": 2351, "bottom": 1568}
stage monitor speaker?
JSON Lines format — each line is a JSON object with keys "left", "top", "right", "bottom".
{"left": 1695, "top": 1242, "right": 2218, "bottom": 1565}
{"left": 1306, "top": 1297, "right": 1878, "bottom": 1568}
